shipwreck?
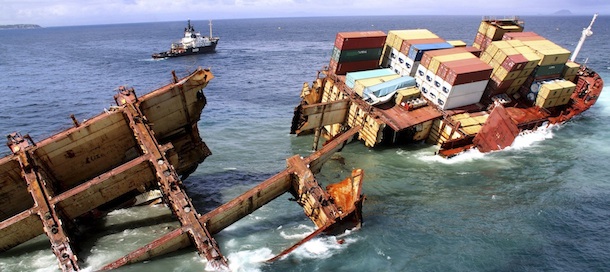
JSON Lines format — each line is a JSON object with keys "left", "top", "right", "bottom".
{"left": 290, "top": 16, "right": 603, "bottom": 158}
{"left": 0, "top": 68, "right": 365, "bottom": 271}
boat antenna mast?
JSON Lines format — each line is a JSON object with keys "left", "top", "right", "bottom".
{"left": 209, "top": 20, "right": 213, "bottom": 38}
{"left": 570, "top": 13, "right": 598, "bottom": 62}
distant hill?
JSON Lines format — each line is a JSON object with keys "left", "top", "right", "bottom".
{"left": 0, "top": 24, "right": 42, "bottom": 30}
{"left": 553, "top": 10, "right": 573, "bottom": 15}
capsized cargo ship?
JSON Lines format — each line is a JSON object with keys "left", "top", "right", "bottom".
{"left": 0, "top": 68, "right": 365, "bottom": 271}
{"left": 291, "top": 15, "right": 603, "bottom": 158}
{"left": 152, "top": 20, "right": 219, "bottom": 59}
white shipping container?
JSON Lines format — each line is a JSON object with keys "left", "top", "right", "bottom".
{"left": 390, "top": 48, "right": 399, "bottom": 61}
{"left": 416, "top": 66, "right": 428, "bottom": 81}
{"left": 405, "top": 59, "right": 419, "bottom": 77}
{"left": 397, "top": 52, "right": 409, "bottom": 69}
{"left": 425, "top": 69, "right": 436, "bottom": 85}
{"left": 437, "top": 89, "right": 485, "bottom": 110}
{"left": 441, "top": 79, "right": 489, "bottom": 97}
{"left": 434, "top": 75, "right": 447, "bottom": 95}
{"left": 421, "top": 82, "right": 433, "bottom": 100}
{"left": 415, "top": 76, "right": 424, "bottom": 89}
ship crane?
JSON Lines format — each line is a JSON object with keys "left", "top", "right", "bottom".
{"left": 570, "top": 13, "right": 598, "bottom": 62}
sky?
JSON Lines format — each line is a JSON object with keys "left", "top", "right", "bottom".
{"left": 1, "top": 0, "right": 607, "bottom": 27}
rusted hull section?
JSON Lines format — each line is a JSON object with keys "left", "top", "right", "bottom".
{"left": 0, "top": 68, "right": 217, "bottom": 270}
{"left": 104, "top": 126, "right": 365, "bottom": 268}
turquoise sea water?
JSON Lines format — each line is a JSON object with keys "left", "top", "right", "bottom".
{"left": 0, "top": 15, "right": 609, "bottom": 271}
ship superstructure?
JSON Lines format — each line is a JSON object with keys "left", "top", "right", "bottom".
{"left": 152, "top": 20, "right": 219, "bottom": 59}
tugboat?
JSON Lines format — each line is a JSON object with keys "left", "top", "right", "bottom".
{"left": 152, "top": 19, "right": 219, "bottom": 59}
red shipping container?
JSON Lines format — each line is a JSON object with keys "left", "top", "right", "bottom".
{"left": 400, "top": 38, "right": 446, "bottom": 54}
{"left": 501, "top": 54, "right": 529, "bottom": 72}
{"left": 328, "top": 59, "right": 380, "bottom": 75}
{"left": 474, "top": 32, "right": 485, "bottom": 45}
{"left": 445, "top": 62, "right": 493, "bottom": 85}
{"left": 335, "top": 31, "right": 387, "bottom": 50}
{"left": 437, "top": 58, "right": 484, "bottom": 80}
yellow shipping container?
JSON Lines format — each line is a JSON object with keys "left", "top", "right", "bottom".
{"left": 555, "top": 95, "right": 571, "bottom": 106}
{"left": 478, "top": 22, "right": 489, "bottom": 35}
{"left": 413, "top": 120, "right": 433, "bottom": 141}
{"left": 452, "top": 113, "right": 471, "bottom": 120}
{"left": 511, "top": 77, "right": 527, "bottom": 88}
{"left": 353, "top": 74, "right": 401, "bottom": 96}
{"left": 472, "top": 115, "right": 488, "bottom": 124}
{"left": 429, "top": 53, "right": 477, "bottom": 72}
{"left": 538, "top": 82, "right": 563, "bottom": 99}
{"left": 562, "top": 61, "right": 581, "bottom": 76}
{"left": 501, "top": 47, "right": 520, "bottom": 56}
{"left": 493, "top": 49, "right": 508, "bottom": 64}
{"left": 519, "top": 68, "right": 535, "bottom": 77}
{"left": 494, "top": 66, "right": 520, "bottom": 81}
{"left": 462, "top": 125, "right": 482, "bottom": 135}
{"left": 564, "top": 75, "right": 576, "bottom": 82}
{"left": 557, "top": 80, "right": 576, "bottom": 96}
{"left": 395, "top": 86, "right": 421, "bottom": 104}
{"left": 506, "top": 40, "right": 525, "bottom": 48}
{"left": 395, "top": 29, "right": 439, "bottom": 39}
{"left": 480, "top": 51, "right": 493, "bottom": 63}
{"left": 535, "top": 48, "right": 571, "bottom": 66}
{"left": 447, "top": 40, "right": 467, "bottom": 47}
{"left": 535, "top": 95, "right": 557, "bottom": 108}
{"left": 507, "top": 86, "right": 521, "bottom": 95}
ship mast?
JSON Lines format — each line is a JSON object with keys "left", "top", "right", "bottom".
{"left": 209, "top": 20, "right": 213, "bottom": 38}
{"left": 570, "top": 13, "right": 598, "bottom": 62}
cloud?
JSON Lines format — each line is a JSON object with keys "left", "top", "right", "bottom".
{"left": 0, "top": 0, "right": 606, "bottom": 26}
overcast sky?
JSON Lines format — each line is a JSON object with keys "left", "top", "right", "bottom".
{"left": 1, "top": 0, "right": 607, "bottom": 27}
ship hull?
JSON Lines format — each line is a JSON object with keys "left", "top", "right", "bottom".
{"left": 152, "top": 40, "right": 218, "bottom": 59}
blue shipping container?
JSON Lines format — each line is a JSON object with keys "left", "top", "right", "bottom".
{"left": 407, "top": 42, "right": 454, "bottom": 61}
{"left": 364, "top": 76, "right": 416, "bottom": 97}
{"left": 346, "top": 68, "right": 396, "bottom": 88}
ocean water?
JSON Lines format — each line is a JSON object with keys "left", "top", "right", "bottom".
{"left": 0, "top": 15, "right": 609, "bottom": 271}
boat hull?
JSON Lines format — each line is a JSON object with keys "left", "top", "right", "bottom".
{"left": 152, "top": 40, "right": 218, "bottom": 59}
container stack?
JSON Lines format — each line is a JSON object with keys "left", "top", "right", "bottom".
{"left": 352, "top": 74, "right": 400, "bottom": 97}
{"left": 531, "top": 79, "right": 577, "bottom": 108}
{"left": 499, "top": 32, "right": 575, "bottom": 108}
{"left": 329, "top": 31, "right": 387, "bottom": 75}
{"left": 345, "top": 68, "right": 396, "bottom": 89}
{"left": 414, "top": 48, "right": 493, "bottom": 110}
{"left": 379, "top": 29, "right": 453, "bottom": 77}
{"left": 473, "top": 18, "right": 524, "bottom": 51}
{"left": 479, "top": 40, "right": 540, "bottom": 98}
{"left": 562, "top": 61, "right": 581, "bottom": 82}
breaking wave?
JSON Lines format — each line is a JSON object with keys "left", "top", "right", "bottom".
{"left": 227, "top": 248, "right": 274, "bottom": 272}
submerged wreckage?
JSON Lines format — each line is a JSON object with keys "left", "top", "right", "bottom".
{"left": 0, "top": 68, "right": 364, "bottom": 271}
